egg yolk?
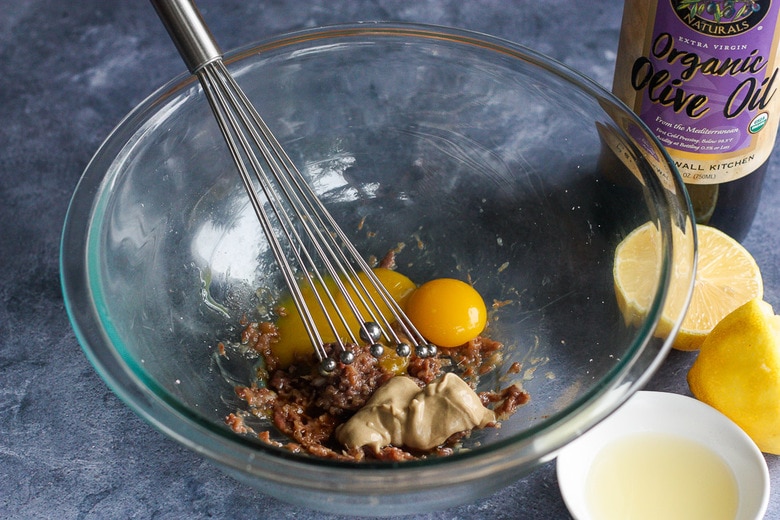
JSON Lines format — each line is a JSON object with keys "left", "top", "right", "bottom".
{"left": 272, "top": 268, "right": 416, "bottom": 368}
{"left": 405, "top": 278, "right": 487, "bottom": 348}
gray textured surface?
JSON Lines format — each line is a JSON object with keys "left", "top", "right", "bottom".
{"left": 1, "top": 0, "right": 778, "bottom": 518}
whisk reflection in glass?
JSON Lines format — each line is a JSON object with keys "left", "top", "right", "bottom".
{"left": 151, "top": 0, "right": 436, "bottom": 373}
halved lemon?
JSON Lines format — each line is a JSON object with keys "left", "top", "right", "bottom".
{"left": 614, "top": 222, "right": 762, "bottom": 351}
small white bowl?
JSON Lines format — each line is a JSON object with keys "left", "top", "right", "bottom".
{"left": 556, "top": 391, "right": 769, "bottom": 520}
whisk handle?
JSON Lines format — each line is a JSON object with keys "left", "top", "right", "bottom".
{"left": 151, "top": 0, "right": 222, "bottom": 73}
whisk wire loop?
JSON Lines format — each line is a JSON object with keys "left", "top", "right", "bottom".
{"left": 153, "top": 0, "right": 436, "bottom": 371}
{"left": 200, "top": 64, "right": 354, "bottom": 362}
{"left": 195, "top": 67, "right": 324, "bottom": 357}
{"left": 199, "top": 61, "right": 432, "bottom": 369}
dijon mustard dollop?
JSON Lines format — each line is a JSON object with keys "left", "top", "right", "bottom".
{"left": 336, "top": 372, "right": 495, "bottom": 451}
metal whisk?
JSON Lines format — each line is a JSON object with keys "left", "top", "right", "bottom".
{"left": 151, "top": 0, "right": 436, "bottom": 373}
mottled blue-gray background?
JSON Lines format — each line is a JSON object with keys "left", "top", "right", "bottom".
{"left": 2, "top": 1, "right": 779, "bottom": 518}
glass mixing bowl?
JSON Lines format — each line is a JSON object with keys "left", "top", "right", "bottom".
{"left": 61, "top": 23, "right": 695, "bottom": 516}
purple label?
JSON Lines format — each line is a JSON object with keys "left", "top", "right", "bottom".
{"left": 632, "top": 0, "right": 779, "bottom": 155}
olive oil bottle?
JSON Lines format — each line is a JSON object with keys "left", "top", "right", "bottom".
{"left": 613, "top": 0, "right": 780, "bottom": 240}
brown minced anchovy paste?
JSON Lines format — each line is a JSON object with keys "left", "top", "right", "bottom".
{"left": 224, "top": 319, "right": 529, "bottom": 462}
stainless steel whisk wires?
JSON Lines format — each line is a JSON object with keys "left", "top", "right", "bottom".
{"left": 151, "top": 0, "right": 437, "bottom": 373}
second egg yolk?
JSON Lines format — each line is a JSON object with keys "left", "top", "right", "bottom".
{"left": 405, "top": 278, "right": 487, "bottom": 348}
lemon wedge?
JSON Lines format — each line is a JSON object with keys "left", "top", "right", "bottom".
{"left": 613, "top": 222, "right": 762, "bottom": 350}
{"left": 688, "top": 298, "right": 780, "bottom": 454}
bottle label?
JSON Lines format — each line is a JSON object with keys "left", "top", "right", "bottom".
{"left": 624, "top": 0, "right": 780, "bottom": 184}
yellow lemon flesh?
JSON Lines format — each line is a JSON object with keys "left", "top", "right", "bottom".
{"left": 688, "top": 299, "right": 780, "bottom": 454}
{"left": 273, "top": 268, "right": 416, "bottom": 368}
{"left": 613, "top": 222, "right": 762, "bottom": 350}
